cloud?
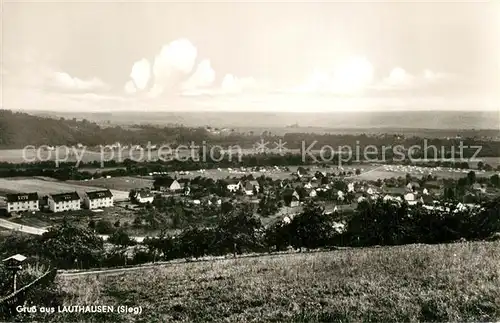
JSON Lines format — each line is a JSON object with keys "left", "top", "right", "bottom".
{"left": 130, "top": 58, "right": 151, "bottom": 91}
{"left": 147, "top": 84, "right": 164, "bottom": 98}
{"left": 124, "top": 80, "right": 137, "bottom": 94}
{"left": 181, "top": 73, "right": 261, "bottom": 97}
{"left": 423, "top": 69, "right": 452, "bottom": 82}
{"left": 385, "top": 67, "right": 415, "bottom": 87}
{"left": 375, "top": 68, "right": 454, "bottom": 91}
{"left": 148, "top": 38, "right": 198, "bottom": 97}
{"left": 221, "top": 74, "right": 257, "bottom": 94}
{"left": 293, "top": 56, "right": 374, "bottom": 95}
{"left": 181, "top": 59, "right": 216, "bottom": 91}
{"left": 126, "top": 39, "right": 265, "bottom": 97}
{"left": 50, "top": 72, "right": 108, "bottom": 92}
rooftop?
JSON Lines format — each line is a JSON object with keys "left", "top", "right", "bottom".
{"left": 6, "top": 192, "right": 38, "bottom": 203}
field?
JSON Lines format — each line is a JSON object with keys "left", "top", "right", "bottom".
{"left": 138, "top": 165, "right": 381, "bottom": 182}
{"left": 3, "top": 147, "right": 499, "bottom": 168}
{"left": 67, "top": 176, "right": 154, "bottom": 192}
{"left": 0, "top": 178, "right": 129, "bottom": 201}
{"left": 356, "top": 164, "right": 498, "bottom": 181}
{"left": 55, "top": 241, "right": 500, "bottom": 322}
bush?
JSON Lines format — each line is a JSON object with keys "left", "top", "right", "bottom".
{"left": 95, "top": 219, "right": 115, "bottom": 235}
{"left": 107, "top": 230, "right": 135, "bottom": 247}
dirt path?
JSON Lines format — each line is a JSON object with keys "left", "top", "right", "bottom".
{"left": 0, "top": 218, "right": 144, "bottom": 242}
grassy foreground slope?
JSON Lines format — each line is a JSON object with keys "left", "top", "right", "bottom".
{"left": 58, "top": 242, "right": 500, "bottom": 322}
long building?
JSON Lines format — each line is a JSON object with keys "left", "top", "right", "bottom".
{"left": 48, "top": 192, "right": 81, "bottom": 213}
{"left": 6, "top": 192, "right": 39, "bottom": 213}
{"left": 83, "top": 190, "right": 114, "bottom": 209}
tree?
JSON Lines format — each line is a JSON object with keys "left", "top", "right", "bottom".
{"left": 39, "top": 220, "right": 104, "bottom": 269}
{"left": 257, "top": 194, "right": 279, "bottom": 217}
{"left": 216, "top": 204, "right": 262, "bottom": 256}
{"left": 95, "top": 219, "right": 115, "bottom": 234}
{"left": 264, "top": 220, "right": 292, "bottom": 252}
{"left": 128, "top": 189, "right": 137, "bottom": 202}
{"left": 177, "top": 227, "right": 216, "bottom": 259}
{"left": 355, "top": 169, "right": 361, "bottom": 175}
{"left": 107, "top": 229, "right": 135, "bottom": 247}
{"left": 289, "top": 203, "right": 336, "bottom": 250}
{"left": 467, "top": 171, "right": 476, "bottom": 185}
{"left": 347, "top": 199, "right": 412, "bottom": 247}
{"left": 490, "top": 174, "right": 500, "bottom": 187}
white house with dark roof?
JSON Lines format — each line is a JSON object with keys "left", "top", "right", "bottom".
{"left": 226, "top": 179, "right": 242, "bottom": 192}
{"left": 6, "top": 192, "right": 39, "bottom": 213}
{"left": 289, "top": 190, "right": 301, "bottom": 207}
{"left": 48, "top": 192, "right": 81, "bottom": 213}
{"left": 84, "top": 189, "right": 114, "bottom": 209}
{"left": 404, "top": 192, "right": 417, "bottom": 205}
{"left": 135, "top": 191, "right": 155, "bottom": 204}
{"left": 242, "top": 180, "right": 260, "bottom": 195}
{"left": 153, "top": 178, "right": 182, "bottom": 192}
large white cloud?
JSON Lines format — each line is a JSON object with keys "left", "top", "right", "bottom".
{"left": 124, "top": 38, "right": 199, "bottom": 97}
{"left": 130, "top": 58, "right": 151, "bottom": 90}
{"left": 181, "top": 59, "right": 216, "bottom": 91}
{"left": 124, "top": 80, "right": 137, "bottom": 94}
{"left": 149, "top": 38, "right": 198, "bottom": 97}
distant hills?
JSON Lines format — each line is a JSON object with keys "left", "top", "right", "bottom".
{"left": 1, "top": 109, "right": 499, "bottom": 149}
{"left": 0, "top": 110, "right": 200, "bottom": 148}
{"left": 27, "top": 110, "right": 500, "bottom": 130}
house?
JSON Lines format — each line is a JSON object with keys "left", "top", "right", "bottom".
{"left": 337, "top": 190, "right": 345, "bottom": 201}
{"left": 242, "top": 181, "right": 260, "bottom": 195}
{"left": 347, "top": 183, "right": 355, "bottom": 192}
{"left": 83, "top": 190, "right": 113, "bottom": 209}
{"left": 404, "top": 192, "right": 417, "bottom": 205}
{"left": 48, "top": 192, "right": 81, "bottom": 213}
{"left": 357, "top": 196, "right": 367, "bottom": 203}
{"left": 6, "top": 192, "right": 39, "bottom": 213}
{"left": 154, "top": 178, "right": 182, "bottom": 192}
{"left": 135, "top": 191, "right": 154, "bottom": 204}
{"left": 290, "top": 190, "right": 300, "bottom": 207}
{"left": 290, "top": 195, "right": 300, "bottom": 207}
{"left": 406, "top": 182, "right": 420, "bottom": 192}
{"left": 305, "top": 188, "right": 317, "bottom": 198}
{"left": 226, "top": 179, "right": 242, "bottom": 192}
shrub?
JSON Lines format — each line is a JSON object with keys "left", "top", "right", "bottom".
{"left": 95, "top": 219, "right": 115, "bottom": 235}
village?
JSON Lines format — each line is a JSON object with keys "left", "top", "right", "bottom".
{"left": 0, "top": 162, "right": 498, "bottom": 239}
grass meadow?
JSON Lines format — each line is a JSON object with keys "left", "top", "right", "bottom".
{"left": 55, "top": 241, "right": 500, "bottom": 322}
{"left": 0, "top": 178, "right": 129, "bottom": 201}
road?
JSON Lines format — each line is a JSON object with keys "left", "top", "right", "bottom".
{"left": 0, "top": 218, "right": 47, "bottom": 235}
{"left": 0, "top": 218, "right": 144, "bottom": 242}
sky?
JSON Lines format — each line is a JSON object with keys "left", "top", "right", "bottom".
{"left": 1, "top": 0, "right": 499, "bottom": 112}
